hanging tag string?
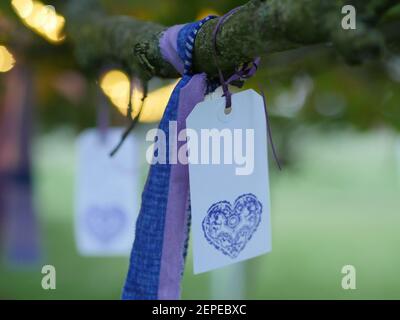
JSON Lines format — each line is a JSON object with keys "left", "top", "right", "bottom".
{"left": 97, "top": 86, "right": 109, "bottom": 143}
{"left": 126, "top": 76, "right": 135, "bottom": 121}
{"left": 212, "top": 8, "right": 282, "bottom": 170}
{"left": 259, "top": 87, "right": 282, "bottom": 171}
{"left": 212, "top": 6, "right": 244, "bottom": 109}
{"left": 109, "top": 78, "right": 148, "bottom": 157}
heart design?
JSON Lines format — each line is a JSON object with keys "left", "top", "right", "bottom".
{"left": 202, "top": 193, "right": 262, "bottom": 259}
{"left": 85, "top": 205, "right": 126, "bottom": 243}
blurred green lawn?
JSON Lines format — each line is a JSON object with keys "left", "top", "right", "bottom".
{"left": 1, "top": 128, "right": 399, "bottom": 299}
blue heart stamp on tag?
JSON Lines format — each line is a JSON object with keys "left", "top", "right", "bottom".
{"left": 85, "top": 205, "right": 126, "bottom": 243}
{"left": 202, "top": 193, "right": 262, "bottom": 258}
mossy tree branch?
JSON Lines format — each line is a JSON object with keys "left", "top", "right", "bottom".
{"left": 63, "top": 0, "right": 400, "bottom": 81}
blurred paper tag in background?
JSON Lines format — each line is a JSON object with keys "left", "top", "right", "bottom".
{"left": 75, "top": 128, "right": 140, "bottom": 256}
{"left": 187, "top": 89, "right": 272, "bottom": 274}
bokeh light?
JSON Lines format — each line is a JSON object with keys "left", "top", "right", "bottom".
{"left": 100, "top": 69, "right": 178, "bottom": 123}
{"left": 196, "top": 8, "right": 219, "bottom": 20}
{"left": 11, "top": 0, "right": 34, "bottom": 18}
{"left": 0, "top": 46, "right": 16, "bottom": 73}
{"left": 12, "top": 0, "right": 65, "bottom": 43}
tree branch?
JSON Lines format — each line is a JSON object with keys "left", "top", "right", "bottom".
{"left": 63, "top": 0, "right": 400, "bottom": 80}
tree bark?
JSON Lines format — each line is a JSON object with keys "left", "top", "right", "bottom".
{"left": 63, "top": 0, "right": 400, "bottom": 80}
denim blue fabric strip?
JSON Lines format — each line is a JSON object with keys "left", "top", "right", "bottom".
{"left": 121, "top": 19, "right": 211, "bottom": 300}
{"left": 122, "top": 76, "right": 190, "bottom": 300}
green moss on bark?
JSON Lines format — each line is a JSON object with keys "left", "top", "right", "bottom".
{"left": 62, "top": 0, "right": 399, "bottom": 80}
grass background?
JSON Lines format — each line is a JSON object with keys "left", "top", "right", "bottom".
{"left": 0, "top": 127, "right": 399, "bottom": 299}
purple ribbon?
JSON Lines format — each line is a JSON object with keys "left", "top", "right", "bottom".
{"left": 158, "top": 74, "right": 207, "bottom": 299}
{"left": 158, "top": 21, "right": 211, "bottom": 300}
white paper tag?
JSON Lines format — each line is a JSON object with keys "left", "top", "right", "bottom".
{"left": 75, "top": 128, "right": 140, "bottom": 256}
{"left": 187, "top": 89, "right": 272, "bottom": 274}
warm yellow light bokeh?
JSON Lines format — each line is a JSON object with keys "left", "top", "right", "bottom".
{"left": 100, "top": 69, "right": 178, "bottom": 123}
{"left": 11, "top": 0, "right": 34, "bottom": 18}
{"left": 196, "top": 8, "right": 220, "bottom": 20}
{"left": 100, "top": 70, "right": 133, "bottom": 117}
{"left": 138, "top": 82, "right": 178, "bottom": 123}
{"left": 0, "top": 46, "right": 16, "bottom": 73}
{"left": 12, "top": 0, "right": 65, "bottom": 43}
